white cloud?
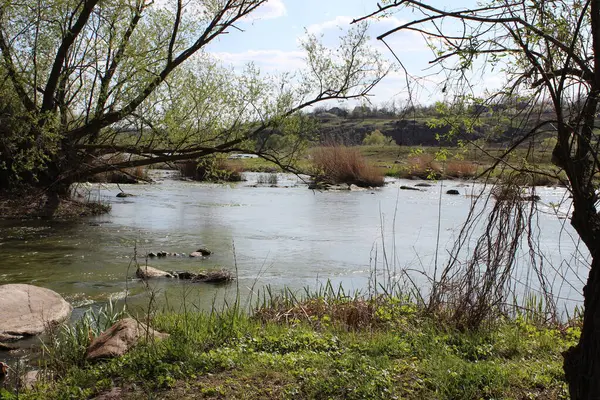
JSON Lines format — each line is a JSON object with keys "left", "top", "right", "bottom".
{"left": 211, "top": 49, "right": 305, "bottom": 72}
{"left": 306, "top": 16, "right": 354, "bottom": 35}
{"left": 243, "top": 0, "right": 287, "bottom": 21}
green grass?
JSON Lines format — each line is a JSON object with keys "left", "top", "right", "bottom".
{"left": 6, "top": 296, "right": 576, "bottom": 400}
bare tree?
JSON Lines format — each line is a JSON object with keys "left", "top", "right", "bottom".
{"left": 357, "top": 0, "right": 600, "bottom": 398}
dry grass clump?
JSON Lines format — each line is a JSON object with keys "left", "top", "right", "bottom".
{"left": 255, "top": 297, "right": 379, "bottom": 330}
{"left": 311, "top": 146, "right": 385, "bottom": 187}
{"left": 445, "top": 160, "right": 479, "bottom": 178}
{"left": 406, "top": 154, "right": 441, "bottom": 179}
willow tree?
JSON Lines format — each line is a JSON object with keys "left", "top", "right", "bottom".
{"left": 358, "top": 0, "right": 600, "bottom": 398}
{"left": 0, "top": 0, "right": 385, "bottom": 199}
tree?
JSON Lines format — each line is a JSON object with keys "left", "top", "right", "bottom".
{"left": 358, "top": 1, "right": 600, "bottom": 398}
{"left": 0, "top": 0, "right": 386, "bottom": 202}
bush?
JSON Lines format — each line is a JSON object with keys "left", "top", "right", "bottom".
{"left": 177, "top": 155, "right": 243, "bottom": 182}
{"left": 311, "top": 146, "right": 385, "bottom": 187}
{"left": 362, "top": 130, "right": 394, "bottom": 146}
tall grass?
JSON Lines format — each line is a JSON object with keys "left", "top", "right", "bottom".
{"left": 311, "top": 146, "right": 385, "bottom": 187}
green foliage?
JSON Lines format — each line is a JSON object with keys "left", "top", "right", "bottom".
{"left": 11, "top": 292, "right": 575, "bottom": 400}
{"left": 362, "top": 129, "right": 395, "bottom": 146}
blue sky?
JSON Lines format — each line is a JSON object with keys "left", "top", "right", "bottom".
{"left": 204, "top": 0, "right": 495, "bottom": 107}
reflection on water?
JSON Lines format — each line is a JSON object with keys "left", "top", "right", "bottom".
{"left": 0, "top": 171, "right": 588, "bottom": 316}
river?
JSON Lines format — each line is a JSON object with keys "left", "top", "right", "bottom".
{"left": 0, "top": 171, "right": 588, "bottom": 318}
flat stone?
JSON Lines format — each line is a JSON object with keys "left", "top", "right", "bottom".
{"left": 0, "top": 284, "right": 72, "bottom": 339}
{"left": 135, "top": 266, "right": 173, "bottom": 279}
{"left": 86, "top": 318, "right": 169, "bottom": 361}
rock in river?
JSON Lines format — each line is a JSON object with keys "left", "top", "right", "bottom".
{"left": 86, "top": 318, "right": 169, "bottom": 361}
{"left": 136, "top": 266, "right": 173, "bottom": 279}
{"left": 0, "top": 284, "right": 72, "bottom": 340}
{"left": 190, "top": 248, "right": 211, "bottom": 257}
{"left": 446, "top": 189, "right": 460, "bottom": 195}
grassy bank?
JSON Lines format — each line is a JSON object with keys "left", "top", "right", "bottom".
{"left": 4, "top": 293, "right": 576, "bottom": 400}
{"left": 230, "top": 145, "right": 564, "bottom": 186}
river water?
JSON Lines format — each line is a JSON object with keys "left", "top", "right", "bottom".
{"left": 0, "top": 171, "right": 589, "bottom": 317}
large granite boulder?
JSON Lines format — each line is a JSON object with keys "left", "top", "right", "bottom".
{"left": 86, "top": 318, "right": 169, "bottom": 361}
{"left": 0, "top": 284, "right": 72, "bottom": 341}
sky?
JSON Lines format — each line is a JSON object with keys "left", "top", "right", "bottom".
{"left": 203, "top": 0, "right": 498, "bottom": 108}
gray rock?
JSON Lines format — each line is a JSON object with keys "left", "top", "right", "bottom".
{"left": 86, "top": 318, "right": 169, "bottom": 361}
{"left": 400, "top": 185, "right": 421, "bottom": 191}
{"left": 446, "top": 189, "right": 460, "bottom": 195}
{"left": 196, "top": 248, "right": 212, "bottom": 256}
{"left": 415, "top": 183, "right": 433, "bottom": 187}
{"left": 349, "top": 184, "right": 367, "bottom": 191}
{"left": 21, "top": 370, "right": 40, "bottom": 390}
{"left": 116, "top": 192, "right": 133, "bottom": 198}
{"left": 135, "top": 266, "right": 173, "bottom": 279}
{"left": 0, "top": 284, "right": 72, "bottom": 340}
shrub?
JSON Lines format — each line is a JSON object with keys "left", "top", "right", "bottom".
{"left": 177, "top": 155, "right": 243, "bottom": 182}
{"left": 362, "top": 130, "right": 394, "bottom": 146}
{"left": 311, "top": 146, "right": 385, "bottom": 187}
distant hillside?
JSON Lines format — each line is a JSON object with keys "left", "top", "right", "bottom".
{"left": 312, "top": 113, "right": 548, "bottom": 147}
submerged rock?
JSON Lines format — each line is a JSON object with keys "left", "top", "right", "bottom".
{"left": 415, "top": 183, "right": 433, "bottom": 187}
{"left": 116, "top": 192, "right": 134, "bottom": 198}
{"left": 400, "top": 185, "right": 421, "bottom": 191}
{"left": 135, "top": 266, "right": 173, "bottom": 279}
{"left": 86, "top": 318, "right": 169, "bottom": 361}
{"left": 0, "top": 284, "right": 72, "bottom": 340}
{"left": 446, "top": 189, "right": 460, "bottom": 195}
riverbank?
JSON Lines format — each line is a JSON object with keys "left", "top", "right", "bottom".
{"left": 3, "top": 294, "right": 576, "bottom": 399}
{"left": 0, "top": 190, "right": 110, "bottom": 220}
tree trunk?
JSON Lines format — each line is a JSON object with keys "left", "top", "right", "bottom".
{"left": 564, "top": 256, "right": 600, "bottom": 399}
